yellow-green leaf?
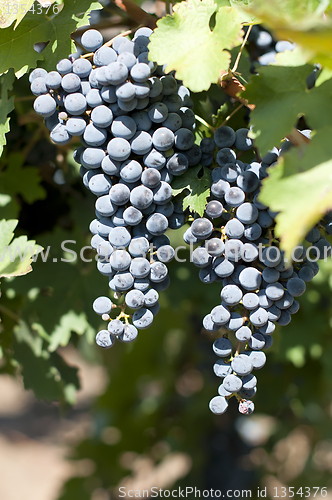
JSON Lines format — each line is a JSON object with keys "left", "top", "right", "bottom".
{"left": 148, "top": 1, "right": 243, "bottom": 92}
{"left": 0, "top": 219, "right": 43, "bottom": 277}
{"left": 259, "top": 127, "right": 332, "bottom": 259}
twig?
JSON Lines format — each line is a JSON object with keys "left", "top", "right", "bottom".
{"left": 81, "top": 29, "right": 134, "bottom": 59}
{"left": 286, "top": 128, "right": 311, "bottom": 146}
{"left": 165, "top": 0, "right": 171, "bottom": 15}
{"left": 220, "top": 75, "right": 255, "bottom": 110}
{"left": 110, "top": 0, "right": 157, "bottom": 28}
{"left": 234, "top": 341, "right": 241, "bottom": 357}
{"left": 231, "top": 25, "right": 252, "bottom": 74}
{"left": 14, "top": 96, "right": 35, "bottom": 103}
{"left": 220, "top": 103, "right": 244, "bottom": 127}
{"left": 0, "top": 304, "right": 20, "bottom": 322}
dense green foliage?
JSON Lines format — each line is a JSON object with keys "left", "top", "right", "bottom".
{"left": 1, "top": 0, "right": 332, "bottom": 497}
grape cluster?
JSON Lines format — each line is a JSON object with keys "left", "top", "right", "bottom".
{"left": 29, "top": 27, "right": 201, "bottom": 346}
{"left": 30, "top": 25, "right": 328, "bottom": 417}
{"left": 184, "top": 125, "right": 329, "bottom": 415}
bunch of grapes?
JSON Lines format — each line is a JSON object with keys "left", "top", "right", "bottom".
{"left": 184, "top": 125, "right": 330, "bottom": 415}
{"left": 29, "top": 27, "right": 201, "bottom": 346}
{"left": 30, "top": 25, "right": 330, "bottom": 417}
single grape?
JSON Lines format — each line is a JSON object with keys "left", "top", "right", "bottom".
{"left": 61, "top": 73, "right": 81, "bottom": 93}
{"left": 214, "top": 126, "right": 236, "bottom": 148}
{"left": 153, "top": 181, "right": 172, "bottom": 205}
{"left": 220, "top": 284, "right": 243, "bottom": 306}
{"left": 94, "top": 46, "right": 117, "bottom": 66}
{"left": 191, "top": 218, "right": 213, "bottom": 239}
{"left": 286, "top": 277, "right": 306, "bottom": 296}
{"left": 225, "top": 219, "right": 244, "bottom": 239}
{"left": 132, "top": 308, "right": 154, "bottom": 329}
{"left": 166, "top": 153, "right": 188, "bottom": 176}
{"left": 234, "top": 128, "right": 254, "bottom": 151}
{"left": 118, "top": 324, "right": 138, "bottom": 343}
{"left": 109, "top": 227, "right": 131, "bottom": 248}
{"left": 125, "top": 289, "right": 145, "bottom": 309}
{"left": 231, "top": 354, "right": 253, "bottom": 376}
{"left": 235, "top": 326, "right": 252, "bottom": 343}
{"left": 96, "top": 330, "right": 115, "bottom": 348}
{"left": 213, "top": 337, "right": 232, "bottom": 357}
{"left": 223, "top": 374, "right": 243, "bottom": 393}
{"left": 130, "top": 131, "right": 152, "bottom": 155}
{"left": 192, "top": 247, "right": 211, "bottom": 268}
{"left": 213, "top": 256, "right": 235, "bottom": 278}
{"left": 93, "top": 296, "right": 113, "bottom": 315}
{"left": 147, "top": 260, "right": 167, "bottom": 283}
{"left": 238, "top": 400, "right": 255, "bottom": 415}
{"left": 33, "top": 94, "right": 57, "bottom": 117}
{"left": 146, "top": 213, "right": 168, "bottom": 236}
{"left": 239, "top": 267, "right": 261, "bottom": 291}
{"left": 224, "top": 187, "right": 245, "bottom": 207}
{"left": 81, "top": 29, "right": 103, "bottom": 51}
{"left": 213, "top": 359, "right": 232, "bottom": 378}
{"left": 105, "top": 62, "right": 128, "bottom": 85}
{"left": 174, "top": 128, "right": 195, "bottom": 150}
{"left": 84, "top": 124, "right": 107, "bottom": 147}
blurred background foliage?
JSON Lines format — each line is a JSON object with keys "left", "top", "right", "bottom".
{"left": 0, "top": 0, "right": 332, "bottom": 499}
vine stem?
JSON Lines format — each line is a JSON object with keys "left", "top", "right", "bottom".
{"left": 14, "top": 96, "right": 35, "bottom": 103}
{"left": 110, "top": 0, "right": 157, "bottom": 28}
{"left": 220, "top": 103, "right": 244, "bottom": 127}
{"left": 0, "top": 304, "right": 20, "bottom": 322}
{"left": 234, "top": 341, "right": 241, "bottom": 357}
{"left": 231, "top": 25, "right": 252, "bottom": 74}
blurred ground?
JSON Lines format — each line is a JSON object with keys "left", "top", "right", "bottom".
{"left": 1, "top": 347, "right": 332, "bottom": 500}
{"left": 0, "top": 347, "right": 107, "bottom": 500}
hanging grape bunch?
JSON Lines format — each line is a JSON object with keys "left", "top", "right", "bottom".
{"left": 184, "top": 126, "right": 331, "bottom": 415}
{"left": 29, "top": 27, "right": 199, "bottom": 346}
{"left": 29, "top": 26, "right": 331, "bottom": 416}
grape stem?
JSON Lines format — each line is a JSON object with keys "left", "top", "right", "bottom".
{"left": 234, "top": 341, "right": 241, "bottom": 356}
{"left": 165, "top": 0, "right": 171, "bottom": 15}
{"left": 220, "top": 103, "right": 244, "bottom": 127}
{"left": 231, "top": 25, "right": 252, "bottom": 74}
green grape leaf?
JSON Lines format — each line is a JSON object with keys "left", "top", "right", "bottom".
{"left": 259, "top": 127, "right": 332, "bottom": 259}
{"left": 0, "top": 0, "right": 35, "bottom": 29}
{"left": 172, "top": 165, "right": 211, "bottom": 216}
{"left": 13, "top": 321, "right": 80, "bottom": 403}
{"left": 246, "top": 0, "right": 327, "bottom": 25}
{"left": 0, "top": 152, "right": 47, "bottom": 203}
{"left": 6, "top": 214, "right": 105, "bottom": 347}
{"left": 48, "top": 310, "right": 93, "bottom": 352}
{"left": 0, "top": 68, "right": 15, "bottom": 157}
{"left": 0, "top": 0, "right": 102, "bottom": 77}
{"left": 148, "top": 1, "right": 243, "bottom": 92}
{"left": 243, "top": 64, "right": 315, "bottom": 154}
{"left": 0, "top": 219, "right": 43, "bottom": 277}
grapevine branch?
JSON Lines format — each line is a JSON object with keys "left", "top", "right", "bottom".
{"left": 110, "top": 0, "right": 157, "bottom": 28}
{"left": 231, "top": 25, "right": 252, "bottom": 74}
{"left": 220, "top": 103, "right": 244, "bottom": 127}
